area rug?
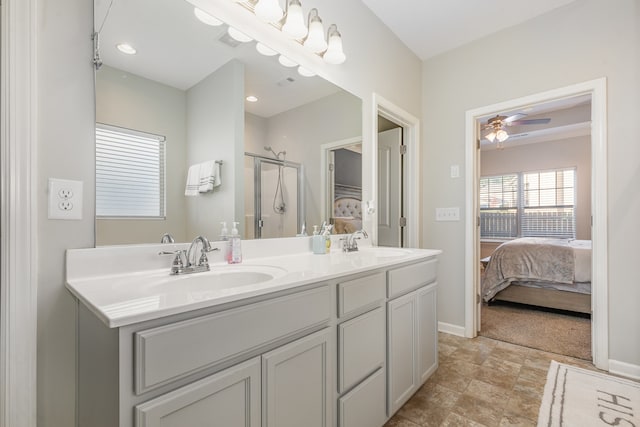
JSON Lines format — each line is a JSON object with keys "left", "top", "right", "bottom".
{"left": 480, "top": 302, "right": 591, "bottom": 360}
{"left": 538, "top": 361, "right": 640, "bottom": 427}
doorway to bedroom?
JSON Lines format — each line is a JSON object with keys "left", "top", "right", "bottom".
{"left": 465, "top": 79, "right": 609, "bottom": 369}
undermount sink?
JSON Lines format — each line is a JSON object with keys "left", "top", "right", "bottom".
{"left": 356, "top": 247, "right": 412, "bottom": 258}
{"left": 151, "top": 265, "right": 287, "bottom": 292}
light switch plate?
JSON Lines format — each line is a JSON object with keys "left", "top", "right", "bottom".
{"left": 48, "top": 178, "right": 83, "bottom": 220}
{"left": 435, "top": 207, "right": 460, "bottom": 221}
{"left": 450, "top": 165, "right": 460, "bottom": 178}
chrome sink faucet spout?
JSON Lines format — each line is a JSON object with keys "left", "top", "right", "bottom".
{"left": 159, "top": 235, "right": 219, "bottom": 275}
{"left": 342, "top": 229, "right": 369, "bottom": 252}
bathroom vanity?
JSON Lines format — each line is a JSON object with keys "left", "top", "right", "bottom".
{"left": 66, "top": 238, "right": 441, "bottom": 427}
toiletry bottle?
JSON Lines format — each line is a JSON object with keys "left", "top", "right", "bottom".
{"left": 312, "top": 225, "right": 324, "bottom": 254}
{"left": 220, "top": 222, "right": 229, "bottom": 260}
{"left": 323, "top": 224, "right": 332, "bottom": 253}
{"left": 228, "top": 221, "right": 242, "bottom": 264}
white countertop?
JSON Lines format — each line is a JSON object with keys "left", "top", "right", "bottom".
{"left": 66, "top": 237, "right": 441, "bottom": 328}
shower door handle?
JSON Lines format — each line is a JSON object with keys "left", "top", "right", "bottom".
{"left": 258, "top": 219, "right": 264, "bottom": 228}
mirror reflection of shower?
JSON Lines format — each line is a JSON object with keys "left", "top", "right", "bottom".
{"left": 264, "top": 146, "right": 287, "bottom": 215}
{"left": 244, "top": 151, "right": 304, "bottom": 239}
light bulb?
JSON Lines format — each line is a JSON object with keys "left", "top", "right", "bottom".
{"left": 282, "top": 0, "right": 307, "bottom": 39}
{"left": 193, "top": 7, "right": 223, "bottom": 26}
{"left": 227, "top": 27, "right": 253, "bottom": 43}
{"left": 254, "top": 0, "right": 283, "bottom": 23}
{"left": 304, "top": 9, "right": 327, "bottom": 53}
{"left": 323, "top": 24, "right": 345, "bottom": 64}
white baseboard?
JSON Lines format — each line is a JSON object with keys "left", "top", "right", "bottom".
{"left": 438, "top": 322, "right": 466, "bottom": 337}
{"left": 609, "top": 359, "right": 640, "bottom": 381}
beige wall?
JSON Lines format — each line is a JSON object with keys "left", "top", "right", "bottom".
{"left": 422, "top": 0, "right": 640, "bottom": 366}
{"left": 481, "top": 136, "right": 592, "bottom": 240}
{"left": 34, "top": 0, "right": 422, "bottom": 425}
{"left": 95, "top": 65, "right": 189, "bottom": 245}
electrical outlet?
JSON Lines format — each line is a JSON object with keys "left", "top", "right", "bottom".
{"left": 48, "top": 178, "right": 83, "bottom": 220}
{"left": 435, "top": 207, "right": 460, "bottom": 221}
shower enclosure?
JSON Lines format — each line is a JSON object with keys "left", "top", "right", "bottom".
{"left": 244, "top": 153, "right": 304, "bottom": 239}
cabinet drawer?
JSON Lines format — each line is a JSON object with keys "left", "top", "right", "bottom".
{"left": 387, "top": 258, "right": 437, "bottom": 299}
{"left": 337, "top": 272, "right": 386, "bottom": 318}
{"left": 338, "top": 367, "right": 386, "bottom": 427}
{"left": 338, "top": 307, "right": 385, "bottom": 393}
{"left": 134, "top": 285, "right": 330, "bottom": 395}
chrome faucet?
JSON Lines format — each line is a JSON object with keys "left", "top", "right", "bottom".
{"left": 160, "top": 233, "right": 175, "bottom": 243}
{"left": 342, "top": 229, "right": 369, "bottom": 252}
{"left": 159, "top": 235, "right": 219, "bottom": 275}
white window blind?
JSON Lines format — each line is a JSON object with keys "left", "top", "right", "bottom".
{"left": 96, "top": 124, "right": 166, "bottom": 218}
{"left": 480, "top": 168, "right": 576, "bottom": 239}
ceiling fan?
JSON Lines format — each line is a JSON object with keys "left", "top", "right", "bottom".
{"left": 482, "top": 113, "right": 551, "bottom": 147}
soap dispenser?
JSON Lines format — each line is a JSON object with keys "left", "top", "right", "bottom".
{"left": 312, "top": 225, "right": 325, "bottom": 254}
{"left": 228, "top": 221, "right": 242, "bottom": 264}
{"left": 220, "top": 222, "right": 229, "bottom": 259}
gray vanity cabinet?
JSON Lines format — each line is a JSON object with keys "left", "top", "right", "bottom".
{"left": 135, "top": 357, "right": 261, "bottom": 427}
{"left": 387, "top": 260, "right": 438, "bottom": 415}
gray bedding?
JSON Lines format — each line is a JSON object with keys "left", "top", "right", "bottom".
{"left": 482, "top": 238, "right": 587, "bottom": 302}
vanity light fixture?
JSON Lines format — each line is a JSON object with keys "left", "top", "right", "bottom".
{"left": 323, "top": 24, "right": 345, "bottom": 64}
{"left": 228, "top": 27, "right": 253, "bottom": 43}
{"left": 278, "top": 54, "right": 298, "bottom": 67}
{"left": 194, "top": 7, "right": 223, "bottom": 26}
{"left": 116, "top": 43, "right": 137, "bottom": 55}
{"left": 297, "top": 66, "right": 315, "bottom": 77}
{"left": 282, "top": 0, "right": 307, "bottom": 39}
{"left": 256, "top": 42, "right": 278, "bottom": 56}
{"left": 303, "top": 9, "right": 327, "bottom": 53}
{"left": 254, "top": 0, "right": 284, "bottom": 23}
{"left": 246, "top": 95, "right": 258, "bottom": 102}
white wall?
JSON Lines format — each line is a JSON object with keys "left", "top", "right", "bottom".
{"left": 95, "top": 65, "right": 189, "bottom": 245}
{"left": 481, "top": 136, "right": 591, "bottom": 240}
{"left": 422, "top": 0, "right": 640, "bottom": 366}
{"left": 186, "top": 60, "right": 245, "bottom": 238}
{"left": 33, "top": 1, "right": 422, "bottom": 425}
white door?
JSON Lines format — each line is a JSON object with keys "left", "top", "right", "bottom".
{"left": 377, "top": 128, "right": 402, "bottom": 247}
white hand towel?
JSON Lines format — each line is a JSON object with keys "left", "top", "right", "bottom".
{"left": 198, "top": 160, "right": 221, "bottom": 193}
{"left": 184, "top": 163, "right": 201, "bottom": 196}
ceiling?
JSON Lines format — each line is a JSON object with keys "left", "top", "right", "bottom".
{"left": 360, "top": 0, "right": 579, "bottom": 61}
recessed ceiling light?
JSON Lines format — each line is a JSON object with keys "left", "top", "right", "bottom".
{"left": 256, "top": 43, "right": 277, "bottom": 56}
{"left": 194, "top": 7, "right": 223, "bottom": 26}
{"left": 227, "top": 27, "right": 253, "bottom": 43}
{"left": 116, "top": 43, "right": 137, "bottom": 55}
{"left": 246, "top": 95, "right": 258, "bottom": 103}
{"left": 278, "top": 55, "right": 297, "bottom": 67}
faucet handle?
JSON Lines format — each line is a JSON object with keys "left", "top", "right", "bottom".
{"left": 159, "top": 250, "right": 186, "bottom": 274}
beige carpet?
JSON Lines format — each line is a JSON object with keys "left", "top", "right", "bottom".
{"left": 538, "top": 361, "right": 640, "bottom": 426}
{"left": 479, "top": 302, "right": 591, "bottom": 360}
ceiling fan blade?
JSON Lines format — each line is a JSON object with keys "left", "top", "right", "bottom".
{"left": 509, "top": 118, "right": 551, "bottom": 125}
{"left": 503, "top": 113, "right": 527, "bottom": 123}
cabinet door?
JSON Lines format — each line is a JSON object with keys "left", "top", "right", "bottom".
{"left": 417, "top": 282, "right": 438, "bottom": 384}
{"left": 135, "top": 357, "right": 260, "bottom": 427}
{"left": 387, "top": 292, "right": 418, "bottom": 415}
{"left": 262, "top": 328, "right": 332, "bottom": 427}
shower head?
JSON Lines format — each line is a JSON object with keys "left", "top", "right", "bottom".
{"left": 264, "top": 146, "right": 286, "bottom": 159}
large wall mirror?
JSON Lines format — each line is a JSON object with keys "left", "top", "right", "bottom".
{"left": 93, "top": 0, "right": 362, "bottom": 246}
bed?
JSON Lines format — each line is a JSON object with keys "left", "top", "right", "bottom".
{"left": 482, "top": 238, "right": 592, "bottom": 314}
{"left": 333, "top": 197, "right": 362, "bottom": 234}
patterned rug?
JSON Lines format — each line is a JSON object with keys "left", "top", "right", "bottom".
{"left": 538, "top": 361, "right": 640, "bottom": 426}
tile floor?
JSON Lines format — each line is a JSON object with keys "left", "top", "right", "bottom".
{"left": 385, "top": 332, "right": 596, "bottom": 427}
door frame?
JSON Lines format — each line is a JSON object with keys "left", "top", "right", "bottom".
{"left": 372, "top": 94, "right": 420, "bottom": 248}
{"left": 1, "top": 0, "right": 38, "bottom": 425}
{"left": 464, "top": 78, "right": 609, "bottom": 370}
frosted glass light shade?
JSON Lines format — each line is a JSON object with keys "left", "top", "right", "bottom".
{"left": 496, "top": 129, "right": 509, "bottom": 142}
{"left": 278, "top": 55, "right": 298, "bottom": 67}
{"left": 254, "top": 0, "right": 283, "bottom": 23}
{"left": 485, "top": 131, "right": 496, "bottom": 142}
{"left": 304, "top": 10, "right": 327, "bottom": 53}
{"left": 193, "top": 8, "right": 223, "bottom": 26}
{"left": 323, "top": 25, "right": 345, "bottom": 64}
{"left": 297, "top": 66, "right": 316, "bottom": 77}
{"left": 256, "top": 43, "right": 278, "bottom": 56}
{"left": 228, "top": 27, "right": 253, "bottom": 42}
{"left": 282, "top": 0, "right": 307, "bottom": 39}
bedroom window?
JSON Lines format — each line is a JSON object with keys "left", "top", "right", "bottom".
{"left": 480, "top": 168, "right": 575, "bottom": 239}
{"left": 96, "top": 124, "right": 166, "bottom": 218}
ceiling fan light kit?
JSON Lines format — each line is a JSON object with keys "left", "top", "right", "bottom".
{"left": 482, "top": 113, "right": 550, "bottom": 148}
